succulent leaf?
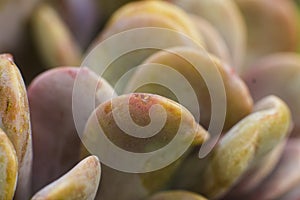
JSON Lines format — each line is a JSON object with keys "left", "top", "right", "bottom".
{"left": 28, "top": 67, "right": 115, "bottom": 193}
{"left": 244, "top": 53, "right": 300, "bottom": 137}
{"left": 125, "top": 46, "right": 253, "bottom": 131}
{"left": 31, "top": 156, "right": 101, "bottom": 200}
{"left": 86, "top": 0, "right": 206, "bottom": 94}
{"left": 170, "top": 0, "right": 246, "bottom": 68}
{"left": 243, "top": 139, "right": 300, "bottom": 200}
{"left": 105, "top": 0, "right": 204, "bottom": 45}
{"left": 195, "top": 96, "right": 291, "bottom": 198}
{"left": 190, "top": 14, "right": 232, "bottom": 65}
{"left": 0, "top": 128, "right": 18, "bottom": 200}
{"left": 0, "top": 54, "right": 32, "bottom": 199}
{"left": 83, "top": 93, "right": 208, "bottom": 200}
{"left": 234, "top": 0, "right": 298, "bottom": 69}
{"left": 31, "top": 3, "right": 82, "bottom": 68}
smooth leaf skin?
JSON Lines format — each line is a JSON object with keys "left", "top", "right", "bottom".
{"left": 84, "top": 93, "right": 208, "bottom": 154}
{"left": 83, "top": 93, "right": 209, "bottom": 200}
{"left": 98, "top": 13, "right": 200, "bottom": 46}
{"left": 105, "top": 0, "right": 203, "bottom": 45}
{"left": 88, "top": 0, "right": 205, "bottom": 94}
{"left": 224, "top": 139, "right": 286, "bottom": 199}
{"left": 28, "top": 67, "right": 115, "bottom": 193}
{"left": 194, "top": 96, "right": 291, "bottom": 199}
{"left": 243, "top": 53, "right": 300, "bottom": 137}
{"left": 0, "top": 54, "right": 33, "bottom": 199}
{"left": 190, "top": 14, "right": 232, "bottom": 65}
{"left": 31, "top": 156, "right": 101, "bottom": 200}
{"left": 147, "top": 190, "right": 207, "bottom": 200}
{"left": 242, "top": 139, "right": 300, "bottom": 200}
{"left": 0, "top": 128, "right": 18, "bottom": 200}
{"left": 31, "top": 3, "right": 82, "bottom": 68}
{"left": 234, "top": 0, "right": 298, "bottom": 70}
{"left": 92, "top": 13, "right": 199, "bottom": 93}
{"left": 170, "top": 0, "right": 246, "bottom": 68}
{"left": 96, "top": 0, "right": 205, "bottom": 48}
{"left": 125, "top": 47, "right": 253, "bottom": 131}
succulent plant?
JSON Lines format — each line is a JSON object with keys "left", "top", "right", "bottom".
{"left": 27, "top": 66, "right": 115, "bottom": 193}
{"left": 50, "top": 0, "right": 102, "bottom": 49}
{"left": 88, "top": 0, "right": 206, "bottom": 94}
{"left": 230, "top": 138, "right": 300, "bottom": 200}
{"left": 1, "top": 0, "right": 300, "bottom": 200}
{"left": 234, "top": 0, "right": 298, "bottom": 70}
{"left": 189, "top": 14, "right": 232, "bottom": 65}
{"left": 102, "top": 0, "right": 203, "bottom": 44}
{"left": 243, "top": 53, "right": 300, "bottom": 137}
{"left": 31, "top": 3, "right": 82, "bottom": 68}
{"left": 172, "top": 96, "right": 291, "bottom": 199}
{"left": 0, "top": 54, "right": 32, "bottom": 199}
{"left": 0, "top": 54, "right": 105, "bottom": 200}
{"left": 125, "top": 46, "right": 253, "bottom": 130}
{"left": 197, "top": 97, "right": 291, "bottom": 198}
{"left": 31, "top": 156, "right": 101, "bottom": 200}
{"left": 169, "top": 0, "right": 247, "bottom": 69}
{"left": 83, "top": 93, "right": 209, "bottom": 200}
{"left": 0, "top": 127, "right": 18, "bottom": 200}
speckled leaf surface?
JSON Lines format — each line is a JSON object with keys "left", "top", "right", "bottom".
{"left": 0, "top": 54, "right": 32, "bottom": 199}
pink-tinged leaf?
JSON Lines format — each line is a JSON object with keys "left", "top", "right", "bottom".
{"left": 234, "top": 0, "right": 298, "bottom": 70}
{"left": 242, "top": 139, "right": 300, "bottom": 200}
{"left": 244, "top": 53, "right": 300, "bottom": 137}
{"left": 28, "top": 66, "right": 115, "bottom": 193}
